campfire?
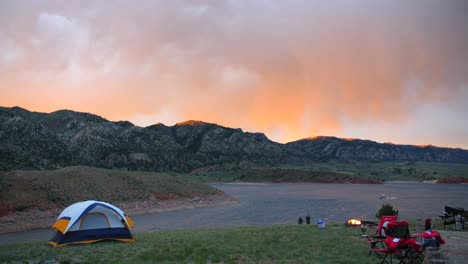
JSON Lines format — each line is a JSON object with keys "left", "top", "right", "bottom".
{"left": 346, "top": 219, "right": 362, "bottom": 226}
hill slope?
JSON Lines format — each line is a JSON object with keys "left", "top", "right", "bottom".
{"left": 1, "top": 106, "right": 468, "bottom": 171}
{"left": 0, "top": 166, "right": 218, "bottom": 215}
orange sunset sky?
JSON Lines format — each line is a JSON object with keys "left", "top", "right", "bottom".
{"left": 1, "top": 0, "right": 467, "bottom": 148}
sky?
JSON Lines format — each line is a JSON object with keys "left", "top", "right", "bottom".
{"left": 1, "top": 0, "right": 468, "bottom": 148}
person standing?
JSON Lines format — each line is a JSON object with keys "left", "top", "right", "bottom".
{"left": 306, "top": 213, "right": 311, "bottom": 224}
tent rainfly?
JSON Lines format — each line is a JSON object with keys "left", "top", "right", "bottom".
{"left": 49, "top": 200, "right": 135, "bottom": 247}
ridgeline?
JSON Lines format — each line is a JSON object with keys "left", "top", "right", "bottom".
{"left": 1, "top": 106, "right": 468, "bottom": 173}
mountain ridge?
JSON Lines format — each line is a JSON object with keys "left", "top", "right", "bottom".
{"left": 1, "top": 106, "right": 467, "bottom": 171}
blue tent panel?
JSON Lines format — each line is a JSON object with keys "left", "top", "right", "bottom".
{"left": 49, "top": 227, "right": 134, "bottom": 246}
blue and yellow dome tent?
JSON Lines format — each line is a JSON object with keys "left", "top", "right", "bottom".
{"left": 49, "top": 200, "right": 135, "bottom": 247}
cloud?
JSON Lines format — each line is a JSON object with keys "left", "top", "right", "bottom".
{"left": 0, "top": 33, "right": 23, "bottom": 69}
{"left": 217, "top": 65, "right": 259, "bottom": 91}
{"left": 0, "top": 0, "right": 467, "bottom": 147}
{"left": 34, "top": 13, "right": 89, "bottom": 78}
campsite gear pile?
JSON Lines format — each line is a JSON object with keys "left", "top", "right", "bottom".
{"left": 421, "top": 230, "right": 445, "bottom": 250}
{"left": 361, "top": 215, "right": 444, "bottom": 264}
{"left": 439, "top": 206, "right": 466, "bottom": 231}
{"left": 49, "top": 200, "right": 135, "bottom": 247}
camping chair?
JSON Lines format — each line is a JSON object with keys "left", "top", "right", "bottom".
{"left": 371, "top": 221, "right": 423, "bottom": 264}
{"left": 367, "top": 216, "right": 398, "bottom": 238}
{"left": 362, "top": 216, "right": 398, "bottom": 255}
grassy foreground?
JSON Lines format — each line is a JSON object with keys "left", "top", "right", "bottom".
{"left": 0, "top": 224, "right": 375, "bottom": 264}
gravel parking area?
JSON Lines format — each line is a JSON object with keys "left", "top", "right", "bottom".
{"left": 438, "top": 230, "right": 468, "bottom": 264}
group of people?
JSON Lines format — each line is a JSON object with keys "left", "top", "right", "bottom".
{"left": 298, "top": 213, "right": 311, "bottom": 224}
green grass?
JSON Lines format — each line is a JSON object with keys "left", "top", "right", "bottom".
{"left": 278, "top": 161, "right": 468, "bottom": 182}
{"left": 0, "top": 224, "right": 376, "bottom": 264}
{"left": 190, "top": 165, "right": 377, "bottom": 183}
{"left": 191, "top": 161, "right": 468, "bottom": 183}
{"left": 121, "top": 161, "right": 468, "bottom": 183}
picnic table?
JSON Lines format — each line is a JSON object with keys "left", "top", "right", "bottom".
{"left": 439, "top": 206, "right": 467, "bottom": 231}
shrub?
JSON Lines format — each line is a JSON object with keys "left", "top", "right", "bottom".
{"left": 376, "top": 203, "right": 399, "bottom": 219}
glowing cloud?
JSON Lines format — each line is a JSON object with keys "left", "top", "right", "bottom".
{"left": 1, "top": 0, "right": 467, "bottom": 147}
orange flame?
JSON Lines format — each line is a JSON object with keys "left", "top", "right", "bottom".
{"left": 347, "top": 219, "right": 362, "bottom": 225}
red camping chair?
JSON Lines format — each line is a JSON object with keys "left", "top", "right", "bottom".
{"left": 371, "top": 221, "right": 423, "bottom": 264}
{"left": 363, "top": 216, "right": 398, "bottom": 255}
{"left": 377, "top": 216, "right": 398, "bottom": 237}
{"left": 363, "top": 215, "right": 398, "bottom": 239}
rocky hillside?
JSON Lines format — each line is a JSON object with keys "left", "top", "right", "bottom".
{"left": 286, "top": 136, "right": 468, "bottom": 164}
{"left": 1, "top": 106, "right": 467, "bottom": 171}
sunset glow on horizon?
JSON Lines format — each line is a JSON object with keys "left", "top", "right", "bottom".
{"left": 1, "top": 1, "right": 467, "bottom": 148}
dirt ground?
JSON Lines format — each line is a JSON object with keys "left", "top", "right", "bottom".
{"left": 0, "top": 193, "right": 238, "bottom": 234}
{"left": 438, "top": 230, "right": 468, "bottom": 264}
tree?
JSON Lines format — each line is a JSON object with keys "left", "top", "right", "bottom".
{"left": 376, "top": 203, "right": 399, "bottom": 219}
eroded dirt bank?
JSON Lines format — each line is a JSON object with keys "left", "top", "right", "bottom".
{"left": 0, "top": 193, "right": 238, "bottom": 235}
